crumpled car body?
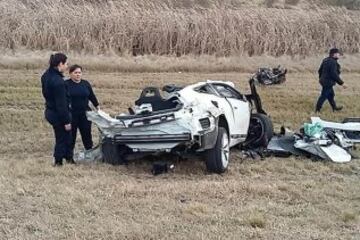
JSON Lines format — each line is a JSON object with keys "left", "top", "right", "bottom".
{"left": 311, "top": 117, "right": 360, "bottom": 144}
{"left": 267, "top": 117, "right": 360, "bottom": 163}
{"left": 81, "top": 79, "right": 272, "bottom": 173}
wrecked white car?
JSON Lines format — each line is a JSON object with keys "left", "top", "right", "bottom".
{"left": 84, "top": 79, "right": 273, "bottom": 173}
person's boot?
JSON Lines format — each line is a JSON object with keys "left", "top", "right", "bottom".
{"left": 333, "top": 106, "right": 343, "bottom": 112}
{"left": 53, "top": 158, "right": 63, "bottom": 167}
{"left": 65, "top": 158, "right": 76, "bottom": 164}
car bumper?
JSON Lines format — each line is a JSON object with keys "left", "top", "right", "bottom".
{"left": 113, "top": 133, "right": 191, "bottom": 143}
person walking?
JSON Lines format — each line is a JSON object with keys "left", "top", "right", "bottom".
{"left": 315, "top": 48, "right": 347, "bottom": 113}
{"left": 41, "top": 53, "right": 73, "bottom": 166}
{"left": 65, "top": 65, "right": 99, "bottom": 159}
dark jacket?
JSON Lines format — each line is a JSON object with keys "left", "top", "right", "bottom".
{"left": 41, "top": 67, "right": 71, "bottom": 126}
{"left": 318, "top": 57, "right": 344, "bottom": 88}
{"left": 65, "top": 79, "right": 99, "bottom": 114}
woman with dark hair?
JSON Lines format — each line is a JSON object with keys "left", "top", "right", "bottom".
{"left": 65, "top": 65, "right": 99, "bottom": 158}
{"left": 41, "top": 53, "right": 73, "bottom": 166}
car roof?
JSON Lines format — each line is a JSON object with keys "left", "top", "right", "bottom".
{"left": 183, "top": 80, "right": 235, "bottom": 90}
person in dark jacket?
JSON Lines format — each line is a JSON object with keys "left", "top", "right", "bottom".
{"left": 315, "top": 48, "right": 347, "bottom": 113}
{"left": 65, "top": 65, "right": 99, "bottom": 158}
{"left": 41, "top": 53, "right": 73, "bottom": 166}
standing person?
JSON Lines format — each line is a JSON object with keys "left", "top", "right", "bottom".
{"left": 65, "top": 65, "right": 99, "bottom": 159}
{"left": 315, "top": 48, "right": 347, "bottom": 113}
{"left": 41, "top": 53, "right": 73, "bottom": 166}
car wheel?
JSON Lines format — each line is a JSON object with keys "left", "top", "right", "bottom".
{"left": 245, "top": 113, "right": 273, "bottom": 148}
{"left": 101, "top": 138, "right": 125, "bottom": 165}
{"left": 205, "top": 127, "right": 230, "bottom": 174}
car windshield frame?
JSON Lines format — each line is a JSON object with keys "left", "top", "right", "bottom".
{"left": 209, "top": 83, "right": 243, "bottom": 99}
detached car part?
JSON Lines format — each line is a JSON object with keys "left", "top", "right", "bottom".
{"left": 266, "top": 117, "right": 359, "bottom": 163}
{"left": 253, "top": 65, "right": 287, "bottom": 85}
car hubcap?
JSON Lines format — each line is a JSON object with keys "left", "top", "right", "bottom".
{"left": 221, "top": 132, "right": 230, "bottom": 168}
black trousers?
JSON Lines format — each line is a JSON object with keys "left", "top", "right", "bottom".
{"left": 315, "top": 87, "right": 337, "bottom": 111}
{"left": 70, "top": 112, "right": 93, "bottom": 157}
{"left": 52, "top": 124, "right": 72, "bottom": 161}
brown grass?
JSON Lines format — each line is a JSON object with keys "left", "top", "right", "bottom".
{"left": 246, "top": 211, "right": 266, "bottom": 228}
{"left": 1, "top": 2, "right": 359, "bottom": 238}
{"left": 1, "top": 67, "right": 360, "bottom": 239}
{"left": 341, "top": 211, "right": 358, "bottom": 223}
{"left": 1, "top": 1, "right": 360, "bottom": 56}
{"left": 2, "top": 50, "right": 360, "bottom": 74}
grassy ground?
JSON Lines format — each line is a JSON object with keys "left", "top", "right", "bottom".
{"left": 0, "top": 68, "right": 360, "bottom": 239}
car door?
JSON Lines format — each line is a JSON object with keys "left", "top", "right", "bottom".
{"left": 194, "top": 84, "right": 237, "bottom": 136}
{"left": 211, "top": 84, "right": 251, "bottom": 140}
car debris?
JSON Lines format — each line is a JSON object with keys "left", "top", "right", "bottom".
{"left": 266, "top": 130, "right": 303, "bottom": 158}
{"left": 253, "top": 65, "right": 287, "bottom": 85}
{"left": 152, "top": 162, "right": 175, "bottom": 175}
{"left": 311, "top": 117, "right": 360, "bottom": 144}
{"left": 241, "top": 149, "right": 265, "bottom": 160}
{"left": 74, "top": 144, "right": 103, "bottom": 163}
{"left": 74, "top": 78, "right": 273, "bottom": 174}
{"left": 266, "top": 117, "right": 360, "bottom": 163}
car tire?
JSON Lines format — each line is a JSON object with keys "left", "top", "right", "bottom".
{"left": 101, "top": 138, "right": 125, "bottom": 165}
{"left": 245, "top": 113, "right": 273, "bottom": 148}
{"left": 205, "top": 127, "right": 230, "bottom": 174}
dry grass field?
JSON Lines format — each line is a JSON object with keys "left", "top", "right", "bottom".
{"left": 0, "top": 60, "right": 360, "bottom": 239}
{"left": 2, "top": 1, "right": 360, "bottom": 56}
{"left": 1, "top": 0, "right": 360, "bottom": 238}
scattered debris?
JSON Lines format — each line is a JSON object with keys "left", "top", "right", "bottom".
{"left": 241, "top": 149, "right": 264, "bottom": 160}
{"left": 266, "top": 117, "right": 360, "bottom": 163}
{"left": 267, "top": 134, "right": 303, "bottom": 158}
{"left": 294, "top": 138, "right": 351, "bottom": 163}
{"left": 311, "top": 117, "right": 360, "bottom": 144}
{"left": 74, "top": 145, "right": 103, "bottom": 163}
{"left": 253, "top": 65, "right": 287, "bottom": 85}
{"left": 152, "top": 162, "right": 175, "bottom": 175}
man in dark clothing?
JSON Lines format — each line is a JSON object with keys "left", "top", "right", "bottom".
{"left": 41, "top": 53, "right": 73, "bottom": 166}
{"left": 315, "top": 48, "right": 347, "bottom": 113}
{"left": 65, "top": 65, "right": 99, "bottom": 158}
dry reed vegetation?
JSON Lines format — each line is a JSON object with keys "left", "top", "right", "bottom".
{"left": 1, "top": 0, "right": 360, "bottom": 57}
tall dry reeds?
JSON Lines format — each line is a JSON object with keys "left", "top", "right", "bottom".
{"left": 0, "top": 0, "right": 359, "bottom": 56}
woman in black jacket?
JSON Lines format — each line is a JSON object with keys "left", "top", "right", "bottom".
{"left": 41, "top": 53, "right": 72, "bottom": 166}
{"left": 65, "top": 65, "right": 99, "bottom": 159}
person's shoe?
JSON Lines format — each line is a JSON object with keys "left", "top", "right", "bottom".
{"left": 53, "top": 159, "right": 63, "bottom": 167}
{"left": 66, "top": 158, "right": 76, "bottom": 164}
{"left": 333, "top": 106, "right": 343, "bottom": 112}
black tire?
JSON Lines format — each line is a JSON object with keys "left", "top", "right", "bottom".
{"left": 205, "top": 127, "right": 230, "bottom": 174}
{"left": 245, "top": 113, "right": 273, "bottom": 148}
{"left": 101, "top": 138, "right": 125, "bottom": 165}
